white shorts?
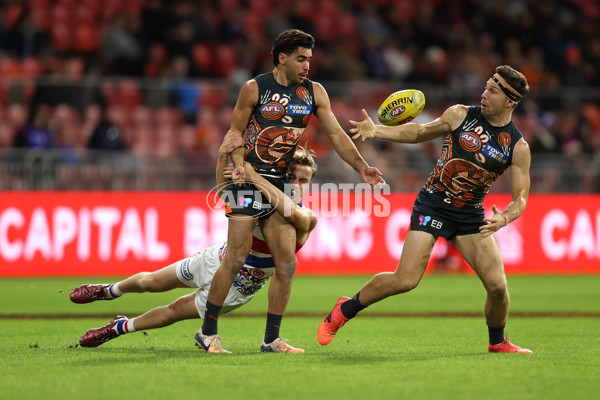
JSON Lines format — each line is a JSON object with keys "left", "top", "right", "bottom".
{"left": 175, "top": 244, "right": 255, "bottom": 319}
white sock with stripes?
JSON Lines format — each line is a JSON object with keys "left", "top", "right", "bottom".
{"left": 114, "top": 318, "right": 137, "bottom": 335}
{"left": 107, "top": 283, "right": 123, "bottom": 298}
{"left": 125, "top": 318, "right": 136, "bottom": 333}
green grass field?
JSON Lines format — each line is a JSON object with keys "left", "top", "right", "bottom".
{"left": 1, "top": 275, "right": 599, "bottom": 400}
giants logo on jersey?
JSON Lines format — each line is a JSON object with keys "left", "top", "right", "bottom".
{"left": 296, "top": 86, "right": 311, "bottom": 103}
{"left": 440, "top": 159, "right": 497, "bottom": 207}
{"left": 255, "top": 126, "right": 303, "bottom": 165}
{"left": 498, "top": 132, "right": 512, "bottom": 154}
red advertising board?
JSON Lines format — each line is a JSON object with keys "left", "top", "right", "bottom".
{"left": 0, "top": 192, "right": 598, "bottom": 276}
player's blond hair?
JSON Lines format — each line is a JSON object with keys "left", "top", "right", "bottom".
{"left": 290, "top": 145, "right": 317, "bottom": 181}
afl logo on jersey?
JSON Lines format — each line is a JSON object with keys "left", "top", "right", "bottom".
{"left": 255, "top": 126, "right": 302, "bottom": 164}
{"left": 459, "top": 132, "right": 482, "bottom": 152}
{"left": 260, "top": 102, "right": 285, "bottom": 120}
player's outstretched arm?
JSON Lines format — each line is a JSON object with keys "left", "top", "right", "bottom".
{"left": 350, "top": 105, "right": 467, "bottom": 144}
{"left": 243, "top": 163, "right": 317, "bottom": 235}
{"left": 480, "top": 138, "right": 531, "bottom": 237}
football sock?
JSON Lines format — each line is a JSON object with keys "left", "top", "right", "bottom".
{"left": 202, "top": 301, "right": 222, "bottom": 336}
{"left": 125, "top": 318, "right": 136, "bottom": 333}
{"left": 107, "top": 283, "right": 123, "bottom": 298}
{"left": 487, "top": 322, "right": 506, "bottom": 345}
{"left": 114, "top": 318, "right": 136, "bottom": 335}
{"left": 264, "top": 313, "right": 283, "bottom": 344}
{"left": 340, "top": 292, "right": 366, "bottom": 319}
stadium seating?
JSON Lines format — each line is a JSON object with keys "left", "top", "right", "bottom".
{"left": 0, "top": 0, "right": 598, "bottom": 191}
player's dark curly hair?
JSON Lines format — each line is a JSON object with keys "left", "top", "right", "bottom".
{"left": 496, "top": 65, "right": 530, "bottom": 98}
{"left": 272, "top": 29, "right": 315, "bottom": 66}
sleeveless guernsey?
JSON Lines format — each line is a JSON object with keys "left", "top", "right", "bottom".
{"left": 416, "top": 105, "right": 523, "bottom": 220}
{"left": 243, "top": 72, "right": 316, "bottom": 177}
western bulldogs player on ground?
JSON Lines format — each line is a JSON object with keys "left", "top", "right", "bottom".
{"left": 71, "top": 133, "right": 318, "bottom": 353}
{"left": 198, "top": 29, "right": 384, "bottom": 353}
{"left": 319, "top": 65, "right": 534, "bottom": 354}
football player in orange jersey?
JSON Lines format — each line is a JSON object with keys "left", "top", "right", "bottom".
{"left": 198, "top": 29, "right": 384, "bottom": 353}
{"left": 319, "top": 65, "right": 534, "bottom": 354}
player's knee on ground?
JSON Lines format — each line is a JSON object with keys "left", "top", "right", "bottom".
{"left": 163, "top": 299, "right": 188, "bottom": 325}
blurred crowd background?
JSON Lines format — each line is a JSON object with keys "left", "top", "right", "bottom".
{"left": 0, "top": 0, "right": 599, "bottom": 192}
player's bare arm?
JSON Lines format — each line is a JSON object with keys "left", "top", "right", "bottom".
{"left": 351, "top": 105, "right": 468, "bottom": 143}
{"left": 480, "top": 138, "right": 531, "bottom": 238}
{"left": 313, "top": 82, "right": 384, "bottom": 186}
{"left": 228, "top": 80, "right": 259, "bottom": 184}
{"left": 243, "top": 162, "right": 317, "bottom": 236}
{"left": 216, "top": 131, "right": 245, "bottom": 196}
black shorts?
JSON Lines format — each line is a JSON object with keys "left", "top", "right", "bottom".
{"left": 410, "top": 192, "right": 485, "bottom": 240}
{"left": 223, "top": 176, "right": 288, "bottom": 219}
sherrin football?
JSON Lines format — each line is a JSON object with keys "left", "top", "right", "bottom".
{"left": 377, "top": 89, "right": 426, "bottom": 126}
